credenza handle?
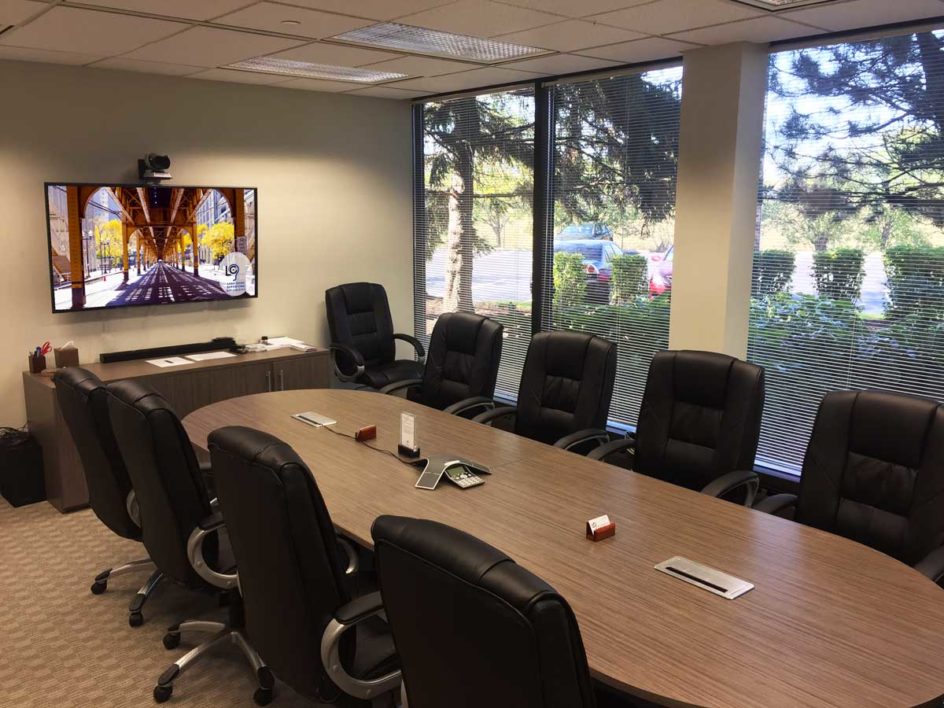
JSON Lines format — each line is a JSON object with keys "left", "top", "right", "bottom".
{"left": 266, "top": 370, "right": 272, "bottom": 392}
{"left": 279, "top": 370, "right": 285, "bottom": 391}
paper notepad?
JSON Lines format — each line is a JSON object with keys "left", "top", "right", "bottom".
{"left": 147, "top": 357, "right": 191, "bottom": 368}
{"left": 186, "top": 351, "right": 236, "bottom": 362}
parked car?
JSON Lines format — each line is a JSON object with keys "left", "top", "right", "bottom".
{"left": 649, "top": 245, "right": 674, "bottom": 296}
{"left": 556, "top": 222, "right": 613, "bottom": 241}
{"left": 554, "top": 239, "right": 624, "bottom": 302}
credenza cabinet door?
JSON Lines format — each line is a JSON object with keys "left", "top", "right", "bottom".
{"left": 207, "top": 361, "right": 274, "bottom": 401}
{"left": 273, "top": 355, "right": 330, "bottom": 391}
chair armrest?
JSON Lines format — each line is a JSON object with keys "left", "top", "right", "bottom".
{"left": 587, "top": 435, "right": 637, "bottom": 462}
{"left": 199, "top": 459, "right": 213, "bottom": 475}
{"left": 753, "top": 493, "right": 798, "bottom": 517}
{"left": 187, "top": 513, "right": 238, "bottom": 590}
{"left": 336, "top": 536, "right": 359, "bottom": 577}
{"left": 553, "top": 428, "right": 613, "bottom": 453}
{"left": 321, "top": 591, "right": 401, "bottom": 700}
{"left": 443, "top": 396, "right": 496, "bottom": 417}
{"left": 472, "top": 406, "right": 518, "bottom": 426}
{"left": 126, "top": 490, "right": 141, "bottom": 529}
{"left": 700, "top": 470, "right": 760, "bottom": 507}
{"left": 329, "top": 343, "right": 366, "bottom": 382}
{"left": 379, "top": 378, "right": 423, "bottom": 396}
{"left": 914, "top": 546, "right": 944, "bottom": 584}
{"left": 393, "top": 333, "right": 426, "bottom": 362}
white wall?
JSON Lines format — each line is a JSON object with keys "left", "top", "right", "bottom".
{"left": 0, "top": 60, "right": 414, "bottom": 425}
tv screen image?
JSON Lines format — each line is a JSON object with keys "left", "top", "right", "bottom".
{"left": 46, "top": 184, "right": 257, "bottom": 312}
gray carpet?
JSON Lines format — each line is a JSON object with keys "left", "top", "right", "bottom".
{"left": 0, "top": 498, "right": 322, "bottom": 707}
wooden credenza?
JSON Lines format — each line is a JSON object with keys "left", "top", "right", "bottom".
{"left": 22, "top": 348, "right": 330, "bottom": 512}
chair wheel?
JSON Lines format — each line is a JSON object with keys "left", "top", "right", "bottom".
{"left": 162, "top": 633, "right": 180, "bottom": 650}
{"left": 153, "top": 684, "right": 172, "bottom": 703}
{"left": 90, "top": 580, "right": 107, "bottom": 595}
{"left": 253, "top": 687, "right": 273, "bottom": 706}
{"left": 257, "top": 667, "right": 275, "bottom": 690}
{"left": 129, "top": 611, "right": 144, "bottom": 627}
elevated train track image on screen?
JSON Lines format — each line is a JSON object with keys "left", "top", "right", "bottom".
{"left": 46, "top": 184, "right": 257, "bottom": 312}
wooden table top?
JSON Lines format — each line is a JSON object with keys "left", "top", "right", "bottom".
{"left": 183, "top": 389, "right": 944, "bottom": 708}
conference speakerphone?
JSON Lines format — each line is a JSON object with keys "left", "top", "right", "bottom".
{"left": 414, "top": 455, "right": 490, "bottom": 491}
{"left": 654, "top": 557, "right": 754, "bottom": 600}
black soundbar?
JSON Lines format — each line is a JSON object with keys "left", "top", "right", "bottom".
{"left": 99, "top": 337, "right": 238, "bottom": 364}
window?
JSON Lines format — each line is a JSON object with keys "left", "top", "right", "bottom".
{"left": 547, "top": 67, "right": 683, "bottom": 428}
{"left": 414, "top": 87, "right": 535, "bottom": 399}
{"left": 749, "top": 31, "right": 944, "bottom": 473}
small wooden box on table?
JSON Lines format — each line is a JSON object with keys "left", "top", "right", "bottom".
{"left": 22, "top": 348, "right": 330, "bottom": 512}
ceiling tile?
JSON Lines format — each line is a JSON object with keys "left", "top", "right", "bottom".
{"left": 214, "top": 2, "right": 372, "bottom": 39}
{"left": 360, "top": 54, "right": 478, "bottom": 77}
{"left": 273, "top": 0, "right": 455, "bottom": 21}
{"left": 0, "top": 0, "right": 44, "bottom": 26}
{"left": 781, "top": 0, "right": 944, "bottom": 32}
{"left": 279, "top": 76, "right": 361, "bottom": 91}
{"left": 76, "top": 0, "right": 259, "bottom": 21}
{"left": 501, "top": 52, "right": 621, "bottom": 75}
{"left": 399, "top": 0, "right": 562, "bottom": 37}
{"left": 90, "top": 56, "right": 204, "bottom": 75}
{"left": 579, "top": 36, "right": 695, "bottom": 62}
{"left": 390, "top": 65, "right": 539, "bottom": 92}
{"left": 0, "top": 6, "right": 186, "bottom": 55}
{"left": 668, "top": 16, "right": 820, "bottom": 44}
{"left": 0, "top": 43, "right": 101, "bottom": 64}
{"left": 190, "top": 67, "right": 295, "bottom": 84}
{"left": 495, "top": 0, "right": 654, "bottom": 19}
{"left": 346, "top": 84, "right": 431, "bottom": 98}
{"left": 593, "top": 0, "right": 763, "bottom": 35}
{"left": 495, "top": 19, "right": 643, "bottom": 52}
{"left": 267, "top": 41, "right": 402, "bottom": 66}
{"left": 123, "top": 26, "right": 305, "bottom": 67}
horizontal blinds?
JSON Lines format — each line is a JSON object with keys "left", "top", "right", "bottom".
{"left": 749, "top": 30, "right": 944, "bottom": 473}
{"left": 414, "top": 88, "right": 535, "bottom": 400}
{"left": 544, "top": 67, "right": 683, "bottom": 428}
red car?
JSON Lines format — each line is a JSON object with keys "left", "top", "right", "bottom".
{"left": 648, "top": 245, "right": 674, "bottom": 296}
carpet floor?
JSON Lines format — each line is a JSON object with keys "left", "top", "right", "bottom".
{"left": 0, "top": 498, "right": 323, "bottom": 707}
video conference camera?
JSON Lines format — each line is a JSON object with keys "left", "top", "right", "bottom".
{"left": 138, "top": 153, "right": 172, "bottom": 182}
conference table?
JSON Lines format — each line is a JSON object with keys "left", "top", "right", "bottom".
{"left": 183, "top": 388, "right": 944, "bottom": 707}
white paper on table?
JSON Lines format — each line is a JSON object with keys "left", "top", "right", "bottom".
{"left": 263, "top": 336, "right": 311, "bottom": 350}
{"left": 146, "top": 357, "right": 191, "bottom": 368}
{"left": 186, "top": 351, "right": 237, "bottom": 362}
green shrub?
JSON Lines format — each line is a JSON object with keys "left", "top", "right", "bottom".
{"left": 884, "top": 246, "right": 944, "bottom": 321}
{"left": 812, "top": 248, "right": 865, "bottom": 301}
{"left": 609, "top": 254, "right": 649, "bottom": 304}
{"left": 752, "top": 250, "right": 795, "bottom": 296}
{"left": 553, "top": 252, "right": 587, "bottom": 308}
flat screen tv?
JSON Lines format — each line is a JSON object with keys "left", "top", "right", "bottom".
{"left": 45, "top": 183, "right": 258, "bottom": 312}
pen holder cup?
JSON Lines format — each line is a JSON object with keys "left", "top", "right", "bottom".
{"left": 54, "top": 347, "right": 79, "bottom": 368}
{"left": 28, "top": 354, "right": 47, "bottom": 374}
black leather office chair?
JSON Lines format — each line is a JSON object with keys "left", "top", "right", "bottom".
{"left": 473, "top": 331, "right": 616, "bottom": 450}
{"left": 325, "top": 282, "right": 425, "bottom": 389}
{"left": 53, "top": 367, "right": 162, "bottom": 626}
{"left": 589, "top": 350, "right": 765, "bottom": 506}
{"left": 756, "top": 390, "right": 944, "bottom": 585}
{"left": 106, "top": 380, "right": 270, "bottom": 704}
{"left": 372, "top": 515, "right": 620, "bottom": 708}
{"left": 208, "top": 426, "right": 401, "bottom": 707}
{"left": 381, "top": 312, "right": 504, "bottom": 416}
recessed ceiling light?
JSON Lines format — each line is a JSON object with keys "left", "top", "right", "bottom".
{"left": 331, "top": 22, "right": 545, "bottom": 63}
{"left": 730, "top": 0, "right": 836, "bottom": 9}
{"left": 280, "top": 19, "right": 301, "bottom": 26}
{"left": 226, "top": 57, "right": 407, "bottom": 83}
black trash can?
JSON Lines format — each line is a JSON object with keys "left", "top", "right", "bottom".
{"left": 0, "top": 427, "right": 45, "bottom": 507}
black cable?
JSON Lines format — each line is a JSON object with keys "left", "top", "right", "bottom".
{"left": 318, "top": 424, "right": 420, "bottom": 468}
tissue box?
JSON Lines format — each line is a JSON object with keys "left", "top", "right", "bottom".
{"left": 54, "top": 346, "right": 79, "bottom": 368}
